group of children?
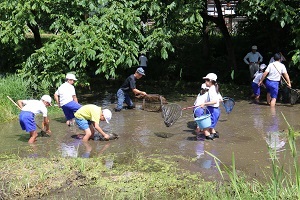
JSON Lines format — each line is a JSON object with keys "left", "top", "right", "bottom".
{"left": 18, "top": 73, "right": 112, "bottom": 143}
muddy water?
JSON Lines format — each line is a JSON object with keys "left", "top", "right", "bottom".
{"left": 1, "top": 96, "right": 300, "bottom": 180}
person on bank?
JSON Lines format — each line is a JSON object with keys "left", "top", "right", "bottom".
{"left": 17, "top": 95, "right": 52, "bottom": 144}
{"left": 258, "top": 53, "right": 291, "bottom": 107}
{"left": 115, "top": 67, "right": 147, "bottom": 112}
{"left": 243, "top": 45, "right": 264, "bottom": 78}
{"left": 54, "top": 73, "right": 82, "bottom": 126}
{"left": 74, "top": 104, "right": 112, "bottom": 142}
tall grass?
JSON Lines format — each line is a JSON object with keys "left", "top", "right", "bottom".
{"left": 208, "top": 113, "right": 300, "bottom": 199}
{"left": 0, "top": 74, "right": 31, "bottom": 122}
{"left": 0, "top": 74, "right": 59, "bottom": 122}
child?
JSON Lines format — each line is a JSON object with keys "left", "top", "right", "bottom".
{"left": 194, "top": 83, "right": 209, "bottom": 133}
{"left": 17, "top": 95, "right": 52, "bottom": 143}
{"left": 54, "top": 73, "right": 82, "bottom": 126}
{"left": 74, "top": 104, "right": 112, "bottom": 142}
{"left": 252, "top": 64, "right": 266, "bottom": 103}
{"left": 200, "top": 73, "right": 220, "bottom": 140}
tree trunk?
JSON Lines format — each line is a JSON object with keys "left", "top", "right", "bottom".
{"left": 202, "top": 0, "right": 237, "bottom": 74}
{"left": 27, "top": 22, "right": 42, "bottom": 49}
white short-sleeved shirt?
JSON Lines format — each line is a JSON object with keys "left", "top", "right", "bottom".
{"left": 21, "top": 100, "right": 48, "bottom": 117}
{"left": 265, "top": 61, "right": 287, "bottom": 81}
{"left": 253, "top": 72, "right": 263, "bottom": 84}
{"left": 55, "top": 82, "right": 76, "bottom": 106}
{"left": 194, "top": 92, "right": 208, "bottom": 106}
{"left": 207, "top": 85, "right": 219, "bottom": 107}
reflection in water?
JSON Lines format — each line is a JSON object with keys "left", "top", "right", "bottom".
{"left": 265, "top": 108, "right": 286, "bottom": 153}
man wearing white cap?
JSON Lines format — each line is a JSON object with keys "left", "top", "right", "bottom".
{"left": 17, "top": 95, "right": 52, "bottom": 143}
{"left": 243, "top": 45, "right": 264, "bottom": 79}
{"left": 74, "top": 104, "right": 112, "bottom": 141}
{"left": 54, "top": 73, "right": 82, "bottom": 126}
{"left": 115, "top": 67, "right": 147, "bottom": 112}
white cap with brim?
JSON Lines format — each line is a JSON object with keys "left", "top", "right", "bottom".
{"left": 66, "top": 73, "right": 77, "bottom": 80}
{"left": 41, "top": 95, "right": 52, "bottom": 106}
{"left": 203, "top": 73, "right": 217, "bottom": 81}
{"left": 252, "top": 45, "right": 257, "bottom": 50}
{"left": 102, "top": 109, "right": 112, "bottom": 123}
{"left": 260, "top": 64, "right": 266, "bottom": 70}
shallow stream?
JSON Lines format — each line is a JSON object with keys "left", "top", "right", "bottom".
{"left": 1, "top": 94, "right": 300, "bottom": 181}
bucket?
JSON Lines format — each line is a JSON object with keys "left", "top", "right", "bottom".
{"left": 194, "top": 109, "right": 211, "bottom": 129}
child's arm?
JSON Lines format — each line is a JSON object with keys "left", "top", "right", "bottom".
{"left": 94, "top": 122, "right": 110, "bottom": 140}
{"left": 17, "top": 100, "right": 25, "bottom": 109}
{"left": 43, "top": 117, "right": 51, "bottom": 133}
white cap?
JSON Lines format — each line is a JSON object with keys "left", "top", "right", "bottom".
{"left": 201, "top": 83, "right": 209, "bottom": 90}
{"left": 41, "top": 95, "right": 52, "bottom": 106}
{"left": 252, "top": 45, "right": 257, "bottom": 50}
{"left": 102, "top": 109, "right": 112, "bottom": 123}
{"left": 66, "top": 73, "right": 77, "bottom": 80}
{"left": 260, "top": 64, "right": 266, "bottom": 70}
{"left": 203, "top": 73, "right": 217, "bottom": 81}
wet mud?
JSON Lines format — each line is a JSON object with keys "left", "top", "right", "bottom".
{"left": 1, "top": 95, "right": 300, "bottom": 181}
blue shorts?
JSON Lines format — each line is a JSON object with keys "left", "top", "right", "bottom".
{"left": 265, "top": 79, "right": 280, "bottom": 98}
{"left": 193, "top": 107, "right": 204, "bottom": 118}
{"left": 207, "top": 106, "right": 220, "bottom": 128}
{"left": 19, "top": 111, "right": 36, "bottom": 132}
{"left": 62, "top": 101, "right": 82, "bottom": 120}
{"left": 75, "top": 118, "right": 91, "bottom": 130}
{"left": 251, "top": 82, "right": 260, "bottom": 96}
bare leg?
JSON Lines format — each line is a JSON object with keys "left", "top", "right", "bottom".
{"left": 28, "top": 130, "right": 38, "bottom": 144}
{"left": 267, "top": 93, "right": 271, "bottom": 105}
{"left": 270, "top": 98, "right": 276, "bottom": 107}
{"left": 82, "top": 124, "right": 95, "bottom": 142}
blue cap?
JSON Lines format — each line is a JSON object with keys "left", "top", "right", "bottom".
{"left": 136, "top": 67, "right": 145, "bottom": 76}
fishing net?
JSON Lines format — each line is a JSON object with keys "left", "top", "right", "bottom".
{"left": 290, "top": 89, "right": 300, "bottom": 105}
{"left": 222, "top": 97, "right": 235, "bottom": 114}
{"left": 161, "top": 103, "right": 182, "bottom": 127}
{"left": 141, "top": 94, "right": 167, "bottom": 112}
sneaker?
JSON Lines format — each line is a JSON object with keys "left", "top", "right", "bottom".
{"left": 213, "top": 132, "right": 219, "bottom": 138}
{"left": 115, "top": 108, "right": 121, "bottom": 112}
{"left": 127, "top": 105, "right": 135, "bottom": 109}
{"left": 205, "top": 134, "right": 214, "bottom": 140}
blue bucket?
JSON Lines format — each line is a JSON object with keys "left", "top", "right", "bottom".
{"left": 194, "top": 109, "right": 211, "bottom": 129}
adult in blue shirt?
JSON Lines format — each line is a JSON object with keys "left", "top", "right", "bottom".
{"left": 243, "top": 45, "right": 263, "bottom": 79}
{"left": 115, "top": 67, "right": 147, "bottom": 112}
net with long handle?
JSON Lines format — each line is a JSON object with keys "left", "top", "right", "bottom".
{"left": 222, "top": 97, "right": 235, "bottom": 114}
{"left": 290, "top": 89, "right": 300, "bottom": 105}
{"left": 161, "top": 103, "right": 182, "bottom": 127}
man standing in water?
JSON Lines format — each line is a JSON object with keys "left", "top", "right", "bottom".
{"left": 115, "top": 67, "right": 147, "bottom": 112}
{"left": 258, "top": 53, "right": 291, "bottom": 107}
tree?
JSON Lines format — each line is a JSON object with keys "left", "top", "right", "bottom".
{"left": 11, "top": 0, "right": 203, "bottom": 90}
{"left": 237, "top": 0, "right": 300, "bottom": 67}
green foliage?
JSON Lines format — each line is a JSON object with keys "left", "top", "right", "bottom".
{"left": 238, "top": 0, "right": 300, "bottom": 68}
{"left": 0, "top": 74, "right": 30, "bottom": 121}
{"left": 1, "top": 0, "right": 204, "bottom": 90}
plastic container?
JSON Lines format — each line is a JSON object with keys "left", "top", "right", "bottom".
{"left": 194, "top": 109, "right": 211, "bottom": 129}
